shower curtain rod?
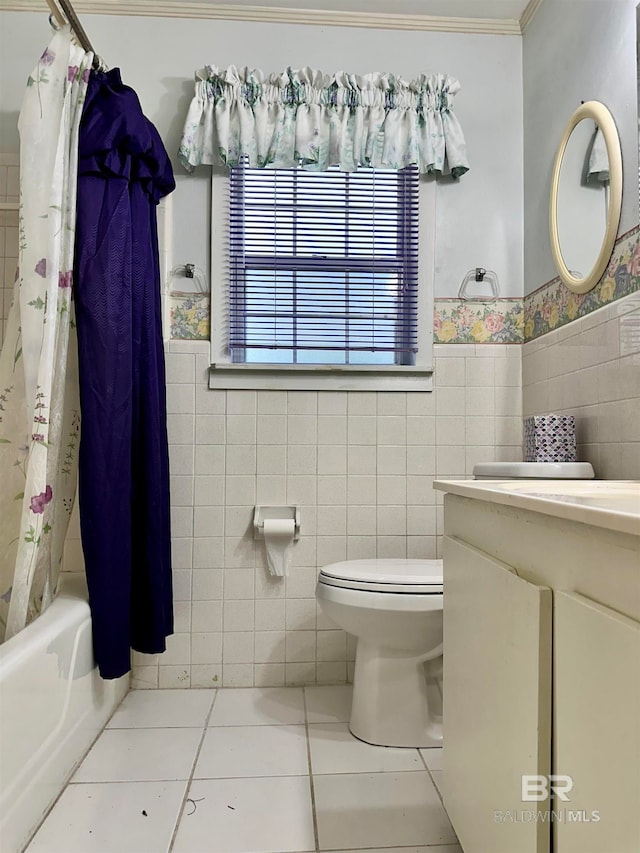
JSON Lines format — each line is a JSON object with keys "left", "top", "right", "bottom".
{"left": 45, "top": 0, "right": 102, "bottom": 69}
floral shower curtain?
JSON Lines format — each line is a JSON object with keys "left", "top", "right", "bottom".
{"left": 178, "top": 66, "right": 469, "bottom": 176}
{"left": 0, "top": 28, "right": 92, "bottom": 640}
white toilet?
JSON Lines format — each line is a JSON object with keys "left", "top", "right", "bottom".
{"left": 316, "top": 558, "right": 444, "bottom": 748}
{"left": 316, "top": 462, "right": 596, "bottom": 749}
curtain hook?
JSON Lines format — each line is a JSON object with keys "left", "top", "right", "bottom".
{"left": 48, "top": 12, "right": 62, "bottom": 30}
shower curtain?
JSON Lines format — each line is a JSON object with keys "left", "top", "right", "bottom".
{"left": 74, "top": 69, "right": 175, "bottom": 679}
{"left": 1, "top": 28, "right": 175, "bottom": 682}
{"left": 0, "top": 28, "right": 92, "bottom": 641}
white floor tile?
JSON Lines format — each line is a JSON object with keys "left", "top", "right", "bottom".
{"left": 309, "top": 723, "right": 423, "bottom": 774}
{"left": 108, "top": 688, "right": 215, "bottom": 728}
{"left": 194, "top": 725, "right": 309, "bottom": 778}
{"left": 419, "top": 746, "right": 443, "bottom": 770}
{"left": 209, "top": 686, "right": 305, "bottom": 725}
{"left": 314, "top": 771, "right": 458, "bottom": 850}
{"left": 172, "top": 776, "right": 315, "bottom": 853}
{"left": 72, "top": 727, "right": 202, "bottom": 783}
{"left": 28, "top": 685, "right": 459, "bottom": 853}
{"left": 304, "top": 684, "right": 353, "bottom": 723}
{"left": 26, "top": 781, "right": 187, "bottom": 853}
{"left": 431, "top": 769, "right": 443, "bottom": 793}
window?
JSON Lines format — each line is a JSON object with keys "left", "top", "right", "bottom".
{"left": 210, "top": 165, "right": 434, "bottom": 391}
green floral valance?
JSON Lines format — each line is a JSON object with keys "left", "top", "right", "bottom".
{"left": 178, "top": 65, "right": 469, "bottom": 176}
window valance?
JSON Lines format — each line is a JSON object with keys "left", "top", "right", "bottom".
{"left": 178, "top": 65, "right": 469, "bottom": 176}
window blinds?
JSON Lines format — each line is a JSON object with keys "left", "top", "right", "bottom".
{"left": 228, "top": 164, "right": 419, "bottom": 365}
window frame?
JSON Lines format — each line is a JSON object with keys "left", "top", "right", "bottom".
{"left": 209, "top": 168, "right": 435, "bottom": 392}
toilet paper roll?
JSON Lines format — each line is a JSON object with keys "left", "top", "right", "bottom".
{"left": 263, "top": 518, "right": 296, "bottom": 577}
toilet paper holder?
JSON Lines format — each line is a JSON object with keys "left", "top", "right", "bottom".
{"left": 253, "top": 506, "right": 301, "bottom": 541}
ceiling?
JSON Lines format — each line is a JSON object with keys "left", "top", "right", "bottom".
{"left": 184, "top": 0, "right": 533, "bottom": 18}
{"left": 7, "top": 0, "right": 541, "bottom": 33}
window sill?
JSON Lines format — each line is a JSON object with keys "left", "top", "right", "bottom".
{"left": 208, "top": 363, "right": 433, "bottom": 392}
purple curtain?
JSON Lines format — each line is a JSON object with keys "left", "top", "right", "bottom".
{"left": 74, "top": 69, "right": 175, "bottom": 679}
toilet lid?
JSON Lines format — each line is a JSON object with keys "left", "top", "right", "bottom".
{"left": 473, "top": 461, "right": 595, "bottom": 479}
{"left": 319, "top": 559, "right": 443, "bottom": 594}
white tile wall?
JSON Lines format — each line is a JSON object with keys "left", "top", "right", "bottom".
{"left": 523, "top": 292, "right": 640, "bottom": 479}
{"left": 132, "top": 339, "right": 523, "bottom": 689}
{"left": 0, "top": 156, "right": 19, "bottom": 349}
{"left": 0, "top": 154, "right": 526, "bottom": 690}
{"left": 0, "top": 214, "right": 17, "bottom": 349}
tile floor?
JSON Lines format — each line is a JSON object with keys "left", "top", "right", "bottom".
{"left": 26, "top": 685, "right": 461, "bottom": 853}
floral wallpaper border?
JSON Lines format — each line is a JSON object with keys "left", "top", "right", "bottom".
{"left": 169, "top": 225, "right": 640, "bottom": 345}
{"left": 523, "top": 225, "right": 640, "bottom": 342}
{"left": 433, "top": 298, "right": 523, "bottom": 344}
{"left": 170, "top": 292, "right": 211, "bottom": 341}
{"left": 170, "top": 294, "right": 526, "bottom": 344}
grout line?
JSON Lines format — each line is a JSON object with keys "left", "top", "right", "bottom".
{"left": 425, "top": 768, "right": 460, "bottom": 848}
{"left": 417, "top": 747, "right": 430, "bottom": 771}
{"left": 168, "top": 767, "right": 429, "bottom": 781}
{"left": 167, "top": 688, "right": 219, "bottom": 852}
{"left": 327, "top": 844, "right": 461, "bottom": 851}
{"left": 425, "top": 764, "right": 446, "bottom": 810}
{"left": 102, "top": 723, "right": 213, "bottom": 730}
{"left": 67, "top": 776, "right": 196, "bottom": 786}
{"left": 416, "top": 744, "right": 448, "bottom": 809}
{"left": 302, "top": 686, "right": 321, "bottom": 853}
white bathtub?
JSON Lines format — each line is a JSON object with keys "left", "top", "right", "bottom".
{"left": 0, "top": 573, "right": 128, "bottom": 853}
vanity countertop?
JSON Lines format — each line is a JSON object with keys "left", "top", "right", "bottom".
{"left": 433, "top": 479, "right": 640, "bottom": 537}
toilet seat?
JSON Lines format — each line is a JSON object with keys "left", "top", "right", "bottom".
{"left": 318, "top": 558, "right": 443, "bottom": 594}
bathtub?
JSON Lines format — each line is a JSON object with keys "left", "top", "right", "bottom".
{"left": 0, "top": 573, "right": 128, "bottom": 853}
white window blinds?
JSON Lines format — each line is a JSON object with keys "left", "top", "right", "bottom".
{"left": 228, "top": 164, "right": 419, "bottom": 366}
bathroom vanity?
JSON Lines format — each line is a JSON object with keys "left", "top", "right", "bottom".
{"left": 434, "top": 479, "right": 640, "bottom": 853}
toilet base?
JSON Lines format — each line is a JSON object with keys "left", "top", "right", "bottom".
{"left": 349, "top": 641, "right": 443, "bottom": 748}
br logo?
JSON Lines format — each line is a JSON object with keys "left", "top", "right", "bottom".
{"left": 521, "top": 775, "right": 573, "bottom": 802}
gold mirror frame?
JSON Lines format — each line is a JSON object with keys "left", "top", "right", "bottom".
{"left": 549, "top": 100, "right": 623, "bottom": 294}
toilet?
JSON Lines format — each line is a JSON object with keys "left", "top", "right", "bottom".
{"left": 316, "top": 558, "right": 444, "bottom": 748}
{"left": 316, "top": 462, "right": 596, "bottom": 749}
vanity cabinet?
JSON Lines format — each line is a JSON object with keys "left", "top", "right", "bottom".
{"left": 442, "top": 536, "right": 552, "bottom": 853}
{"left": 437, "top": 489, "right": 640, "bottom": 853}
{"left": 554, "top": 592, "right": 640, "bottom": 853}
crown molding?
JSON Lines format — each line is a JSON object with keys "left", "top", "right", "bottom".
{"left": 4, "top": 0, "right": 524, "bottom": 35}
{"left": 519, "top": 0, "right": 544, "bottom": 32}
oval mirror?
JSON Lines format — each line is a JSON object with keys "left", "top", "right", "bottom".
{"left": 549, "top": 101, "right": 622, "bottom": 294}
